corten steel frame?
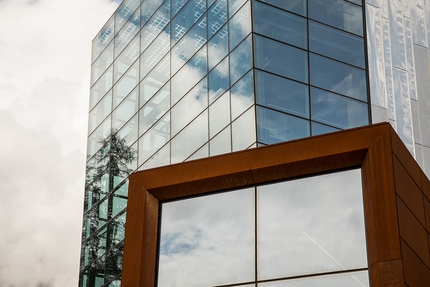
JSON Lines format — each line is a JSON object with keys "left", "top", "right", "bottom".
{"left": 121, "top": 122, "right": 430, "bottom": 287}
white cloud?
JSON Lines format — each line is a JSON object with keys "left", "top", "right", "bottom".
{"left": 0, "top": 0, "right": 119, "bottom": 286}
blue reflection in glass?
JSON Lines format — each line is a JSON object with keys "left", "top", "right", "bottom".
{"left": 208, "top": 24, "right": 229, "bottom": 70}
{"left": 230, "top": 36, "right": 252, "bottom": 85}
{"left": 256, "top": 70, "right": 309, "bottom": 118}
{"left": 253, "top": 1, "right": 307, "bottom": 49}
{"left": 140, "top": 0, "right": 164, "bottom": 28}
{"left": 311, "top": 88, "right": 369, "bottom": 129}
{"left": 308, "top": 0, "right": 363, "bottom": 36}
{"left": 309, "top": 21, "right": 365, "bottom": 68}
{"left": 257, "top": 106, "right": 310, "bottom": 144}
{"left": 258, "top": 0, "right": 306, "bottom": 16}
{"left": 255, "top": 35, "right": 308, "bottom": 84}
{"left": 229, "top": 1, "right": 251, "bottom": 50}
{"left": 209, "top": 0, "right": 228, "bottom": 38}
{"left": 311, "top": 122, "right": 340, "bottom": 136}
{"left": 171, "top": 0, "right": 207, "bottom": 43}
{"left": 209, "top": 57, "right": 229, "bottom": 101}
{"left": 310, "top": 54, "right": 367, "bottom": 102}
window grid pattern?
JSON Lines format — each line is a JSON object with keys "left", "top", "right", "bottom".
{"left": 80, "top": 0, "right": 369, "bottom": 286}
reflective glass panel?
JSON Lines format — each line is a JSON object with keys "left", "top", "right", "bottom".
{"left": 171, "top": 110, "right": 209, "bottom": 163}
{"left": 209, "top": 91, "right": 230, "bottom": 137}
{"left": 140, "top": 0, "right": 163, "bottom": 28}
{"left": 309, "top": 21, "right": 365, "bottom": 68}
{"left": 140, "top": 27, "right": 170, "bottom": 81}
{"left": 158, "top": 187, "right": 255, "bottom": 287}
{"left": 140, "top": 3, "right": 170, "bottom": 53}
{"left": 308, "top": 0, "right": 363, "bottom": 36}
{"left": 253, "top": 1, "right": 307, "bottom": 49}
{"left": 171, "top": 78, "right": 208, "bottom": 136}
{"left": 255, "top": 35, "right": 308, "bottom": 83}
{"left": 208, "top": 56, "right": 229, "bottom": 101}
{"left": 257, "top": 106, "right": 310, "bottom": 144}
{"left": 92, "top": 16, "right": 114, "bottom": 63}
{"left": 259, "top": 271, "right": 369, "bottom": 286}
{"left": 232, "top": 107, "right": 256, "bottom": 151}
{"left": 311, "top": 122, "right": 340, "bottom": 136}
{"left": 140, "top": 54, "right": 170, "bottom": 105}
{"left": 113, "top": 60, "right": 139, "bottom": 108}
{"left": 230, "top": 35, "right": 252, "bottom": 85}
{"left": 91, "top": 42, "right": 114, "bottom": 86}
{"left": 114, "top": 8, "right": 140, "bottom": 58}
{"left": 89, "top": 91, "right": 112, "bottom": 135}
{"left": 208, "top": 0, "right": 228, "bottom": 38}
{"left": 139, "top": 82, "right": 170, "bottom": 135}
{"left": 229, "top": 1, "right": 251, "bottom": 50}
{"left": 257, "top": 0, "right": 306, "bottom": 16}
{"left": 171, "top": 48, "right": 207, "bottom": 103}
{"left": 208, "top": 24, "right": 229, "bottom": 70}
{"left": 256, "top": 70, "right": 309, "bottom": 118}
{"left": 112, "top": 87, "right": 138, "bottom": 131}
{"left": 258, "top": 169, "right": 367, "bottom": 279}
{"left": 171, "top": 0, "right": 207, "bottom": 44}
{"left": 210, "top": 126, "right": 231, "bottom": 156}
{"left": 90, "top": 65, "right": 113, "bottom": 110}
{"left": 310, "top": 54, "right": 367, "bottom": 102}
{"left": 231, "top": 71, "right": 254, "bottom": 120}
{"left": 310, "top": 88, "right": 369, "bottom": 129}
{"left": 138, "top": 112, "right": 170, "bottom": 166}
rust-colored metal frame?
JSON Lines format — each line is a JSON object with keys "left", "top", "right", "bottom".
{"left": 121, "top": 123, "right": 429, "bottom": 286}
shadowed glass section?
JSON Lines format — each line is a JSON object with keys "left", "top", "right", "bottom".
{"left": 158, "top": 188, "right": 255, "bottom": 287}
{"left": 309, "top": 21, "right": 365, "bottom": 68}
{"left": 310, "top": 54, "right": 367, "bottom": 102}
{"left": 255, "top": 35, "right": 308, "bottom": 84}
{"left": 258, "top": 169, "right": 367, "bottom": 280}
{"left": 308, "top": 0, "right": 363, "bottom": 36}
{"left": 256, "top": 70, "right": 309, "bottom": 118}
{"left": 253, "top": 1, "right": 307, "bottom": 49}
{"left": 257, "top": 0, "right": 306, "bottom": 16}
{"left": 257, "top": 106, "right": 310, "bottom": 144}
{"left": 311, "top": 87, "right": 369, "bottom": 129}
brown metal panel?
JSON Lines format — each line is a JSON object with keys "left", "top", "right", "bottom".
{"left": 122, "top": 123, "right": 425, "bottom": 286}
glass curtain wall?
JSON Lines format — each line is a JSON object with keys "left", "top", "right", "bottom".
{"left": 80, "top": 0, "right": 369, "bottom": 286}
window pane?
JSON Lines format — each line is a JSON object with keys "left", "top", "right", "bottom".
{"left": 209, "top": 56, "right": 229, "bottom": 101}
{"left": 309, "top": 21, "right": 365, "bottom": 68}
{"left": 230, "top": 35, "right": 252, "bottom": 85}
{"left": 210, "top": 126, "right": 231, "bottom": 156}
{"left": 257, "top": 106, "right": 310, "bottom": 144}
{"left": 253, "top": 1, "right": 307, "bottom": 49}
{"left": 255, "top": 35, "right": 308, "bottom": 83}
{"left": 208, "top": 24, "right": 229, "bottom": 70}
{"left": 171, "top": 110, "right": 208, "bottom": 163}
{"left": 229, "top": 1, "right": 251, "bottom": 49}
{"left": 310, "top": 54, "right": 367, "bottom": 102}
{"left": 308, "top": 0, "right": 363, "bottom": 36}
{"left": 209, "top": 91, "right": 231, "bottom": 137}
{"left": 232, "top": 107, "right": 256, "bottom": 151}
{"left": 208, "top": 0, "right": 228, "bottom": 38}
{"left": 231, "top": 71, "right": 254, "bottom": 120}
{"left": 257, "top": 0, "right": 306, "bottom": 16}
{"left": 158, "top": 187, "right": 255, "bottom": 286}
{"left": 311, "top": 87, "right": 369, "bottom": 129}
{"left": 256, "top": 70, "right": 309, "bottom": 118}
{"left": 311, "top": 122, "right": 340, "bottom": 136}
{"left": 259, "top": 271, "right": 369, "bottom": 286}
{"left": 257, "top": 169, "right": 367, "bottom": 279}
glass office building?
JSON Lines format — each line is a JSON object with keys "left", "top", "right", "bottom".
{"left": 80, "top": 0, "right": 430, "bottom": 286}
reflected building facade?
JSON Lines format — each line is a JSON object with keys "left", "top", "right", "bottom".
{"left": 80, "top": 0, "right": 430, "bottom": 286}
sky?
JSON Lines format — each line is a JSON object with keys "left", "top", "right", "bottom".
{"left": 0, "top": 0, "right": 121, "bottom": 286}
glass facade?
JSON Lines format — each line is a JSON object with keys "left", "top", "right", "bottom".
{"left": 80, "top": 0, "right": 370, "bottom": 286}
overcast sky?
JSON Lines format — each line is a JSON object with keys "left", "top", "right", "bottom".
{"left": 0, "top": 0, "right": 121, "bottom": 286}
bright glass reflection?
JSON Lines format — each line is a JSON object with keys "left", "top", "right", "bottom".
{"left": 158, "top": 188, "right": 255, "bottom": 287}
{"left": 259, "top": 271, "right": 369, "bottom": 286}
{"left": 258, "top": 169, "right": 367, "bottom": 279}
